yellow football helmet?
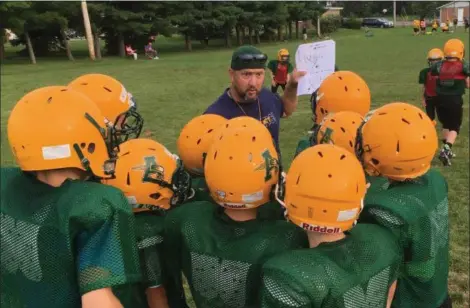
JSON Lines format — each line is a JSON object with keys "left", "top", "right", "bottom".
{"left": 278, "top": 48, "right": 290, "bottom": 61}
{"left": 204, "top": 121, "right": 279, "bottom": 209}
{"left": 312, "top": 111, "right": 364, "bottom": 154}
{"left": 68, "top": 73, "right": 143, "bottom": 143}
{"left": 427, "top": 48, "right": 444, "bottom": 61}
{"left": 103, "top": 138, "right": 193, "bottom": 212}
{"left": 7, "top": 86, "right": 117, "bottom": 178}
{"left": 444, "top": 38, "right": 465, "bottom": 60}
{"left": 314, "top": 71, "right": 371, "bottom": 124}
{"left": 356, "top": 102, "right": 438, "bottom": 181}
{"left": 283, "top": 144, "right": 366, "bottom": 233}
{"left": 177, "top": 114, "right": 227, "bottom": 175}
{"left": 213, "top": 116, "right": 273, "bottom": 143}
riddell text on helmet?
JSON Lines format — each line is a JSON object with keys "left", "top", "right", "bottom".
{"left": 301, "top": 222, "right": 342, "bottom": 234}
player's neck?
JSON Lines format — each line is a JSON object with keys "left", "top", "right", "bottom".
{"left": 224, "top": 208, "right": 258, "bottom": 222}
{"left": 35, "top": 168, "right": 87, "bottom": 187}
{"left": 307, "top": 231, "right": 346, "bottom": 248}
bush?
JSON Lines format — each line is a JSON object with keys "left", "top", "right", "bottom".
{"left": 342, "top": 17, "right": 363, "bottom": 29}
{"left": 319, "top": 16, "right": 342, "bottom": 34}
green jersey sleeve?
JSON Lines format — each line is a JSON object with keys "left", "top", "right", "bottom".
{"left": 288, "top": 62, "right": 294, "bottom": 73}
{"left": 268, "top": 60, "right": 277, "bottom": 73}
{"left": 418, "top": 68, "right": 428, "bottom": 84}
{"left": 261, "top": 272, "right": 310, "bottom": 308}
{"left": 294, "top": 136, "right": 311, "bottom": 159}
{"left": 74, "top": 185, "right": 141, "bottom": 295}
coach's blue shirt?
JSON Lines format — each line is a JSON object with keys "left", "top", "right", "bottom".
{"left": 204, "top": 88, "right": 284, "bottom": 148}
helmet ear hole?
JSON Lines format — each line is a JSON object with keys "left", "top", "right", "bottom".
{"left": 150, "top": 192, "right": 161, "bottom": 200}
{"left": 87, "top": 143, "right": 95, "bottom": 154}
{"left": 371, "top": 158, "right": 380, "bottom": 165}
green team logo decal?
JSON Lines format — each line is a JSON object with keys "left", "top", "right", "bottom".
{"left": 132, "top": 156, "right": 165, "bottom": 183}
{"left": 343, "top": 266, "right": 390, "bottom": 308}
{"left": 1, "top": 213, "right": 42, "bottom": 282}
{"left": 319, "top": 127, "right": 334, "bottom": 144}
{"left": 255, "top": 149, "right": 279, "bottom": 182}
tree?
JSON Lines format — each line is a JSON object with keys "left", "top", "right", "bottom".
{"left": 0, "top": 1, "right": 36, "bottom": 63}
{"left": 287, "top": 2, "right": 305, "bottom": 39}
{"left": 212, "top": 2, "right": 243, "bottom": 48}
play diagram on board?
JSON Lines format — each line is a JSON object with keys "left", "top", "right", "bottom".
{"left": 295, "top": 40, "right": 336, "bottom": 96}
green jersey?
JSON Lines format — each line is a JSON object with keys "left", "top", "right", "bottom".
{"left": 191, "top": 176, "right": 212, "bottom": 202}
{"left": 261, "top": 224, "right": 401, "bottom": 308}
{"left": 163, "top": 201, "right": 308, "bottom": 308}
{"left": 359, "top": 169, "right": 449, "bottom": 308}
{"left": 294, "top": 135, "right": 311, "bottom": 159}
{"left": 430, "top": 59, "right": 470, "bottom": 96}
{"left": 0, "top": 167, "right": 141, "bottom": 308}
{"left": 113, "top": 211, "right": 165, "bottom": 308}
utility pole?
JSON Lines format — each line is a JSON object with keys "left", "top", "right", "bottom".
{"left": 81, "top": 0, "right": 95, "bottom": 60}
{"left": 393, "top": 1, "right": 397, "bottom": 26}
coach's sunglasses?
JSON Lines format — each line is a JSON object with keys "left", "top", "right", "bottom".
{"left": 235, "top": 53, "right": 268, "bottom": 64}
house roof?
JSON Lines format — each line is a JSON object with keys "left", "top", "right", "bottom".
{"left": 437, "top": 1, "right": 470, "bottom": 10}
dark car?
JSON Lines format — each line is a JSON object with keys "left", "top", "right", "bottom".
{"left": 362, "top": 17, "right": 394, "bottom": 28}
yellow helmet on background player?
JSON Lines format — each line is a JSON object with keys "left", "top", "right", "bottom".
{"left": 213, "top": 116, "right": 274, "bottom": 143}
{"left": 443, "top": 38, "right": 465, "bottom": 60}
{"left": 427, "top": 48, "right": 444, "bottom": 61}
{"left": 177, "top": 114, "right": 227, "bottom": 176}
{"left": 278, "top": 48, "right": 289, "bottom": 61}
{"left": 7, "top": 86, "right": 117, "bottom": 178}
{"left": 311, "top": 111, "right": 364, "bottom": 154}
{"left": 282, "top": 144, "right": 366, "bottom": 233}
{"left": 313, "top": 71, "right": 371, "bottom": 124}
{"left": 204, "top": 121, "right": 279, "bottom": 209}
{"left": 356, "top": 102, "right": 438, "bottom": 181}
{"left": 103, "top": 138, "right": 193, "bottom": 212}
{"left": 68, "top": 73, "right": 143, "bottom": 144}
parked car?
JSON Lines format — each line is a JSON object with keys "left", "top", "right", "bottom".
{"left": 362, "top": 17, "right": 394, "bottom": 28}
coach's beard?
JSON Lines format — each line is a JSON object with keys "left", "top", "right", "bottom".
{"left": 239, "top": 88, "right": 260, "bottom": 104}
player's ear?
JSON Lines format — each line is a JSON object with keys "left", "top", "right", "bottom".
{"left": 229, "top": 68, "right": 235, "bottom": 83}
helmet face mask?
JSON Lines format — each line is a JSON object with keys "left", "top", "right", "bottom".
{"left": 112, "top": 108, "right": 144, "bottom": 145}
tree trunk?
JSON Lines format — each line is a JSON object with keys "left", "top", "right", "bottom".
{"left": 317, "top": 18, "right": 322, "bottom": 38}
{"left": 24, "top": 30, "right": 36, "bottom": 64}
{"left": 289, "top": 21, "right": 293, "bottom": 39}
{"left": 81, "top": 0, "right": 95, "bottom": 60}
{"left": 236, "top": 25, "right": 242, "bottom": 46}
{"left": 118, "top": 33, "right": 125, "bottom": 57}
{"left": 225, "top": 25, "right": 232, "bottom": 48}
{"left": 60, "top": 28, "right": 74, "bottom": 61}
{"left": 93, "top": 32, "right": 102, "bottom": 60}
{"left": 185, "top": 33, "right": 192, "bottom": 51}
{"left": 0, "top": 30, "right": 5, "bottom": 61}
{"left": 248, "top": 26, "right": 253, "bottom": 45}
{"left": 255, "top": 29, "right": 261, "bottom": 44}
{"left": 295, "top": 21, "right": 299, "bottom": 39}
{"left": 277, "top": 26, "right": 282, "bottom": 41}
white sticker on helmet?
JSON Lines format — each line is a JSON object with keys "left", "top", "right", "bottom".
{"left": 242, "top": 191, "right": 263, "bottom": 203}
{"left": 42, "top": 144, "right": 71, "bottom": 160}
{"left": 127, "top": 196, "right": 138, "bottom": 205}
{"left": 337, "top": 208, "right": 359, "bottom": 222}
{"left": 120, "top": 86, "right": 127, "bottom": 103}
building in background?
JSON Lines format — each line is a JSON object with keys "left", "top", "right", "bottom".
{"left": 437, "top": 1, "right": 469, "bottom": 25}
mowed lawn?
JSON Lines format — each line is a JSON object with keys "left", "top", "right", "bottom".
{"left": 1, "top": 27, "right": 469, "bottom": 306}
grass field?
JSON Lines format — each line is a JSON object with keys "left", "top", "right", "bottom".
{"left": 1, "top": 27, "right": 469, "bottom": 307}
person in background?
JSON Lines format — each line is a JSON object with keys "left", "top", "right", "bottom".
{"left": 145, "top": 41, "right": 159, "bottom": 59}
{"left": 464, "top": 17, "right": 469, "bottom": 32}
{"left": 431, "top": 38, "right": 469, "bottom": 166}
{"left": 267, "top": 49, "right": 294, "bottom": 94}
{"left": 302, "top": 24, "right": 308, "bottom": 42}
{"left": 412, "top": 19, "right": 420, "bottom": 35}
{"left": 452, "top": 17, "right": 458, "bottom": 30}
{"left": 419, "top": 48, "right": 444, "bottom": 123}
{"left": 432, "top": 19, "right": 439, "bottom": 33}
{"left": 126, "top": 44, "right": 138, "bottom": 60}
{"left": 420, "top": 18, "right": 426, "bottom": 35}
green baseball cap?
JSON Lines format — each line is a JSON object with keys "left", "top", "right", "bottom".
{"left": 231, "top": 45, "right": 268, "bottom": 70}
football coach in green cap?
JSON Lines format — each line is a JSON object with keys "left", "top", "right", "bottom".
{"left": 204, "top": 45, "right": 306, "bottom": 151}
